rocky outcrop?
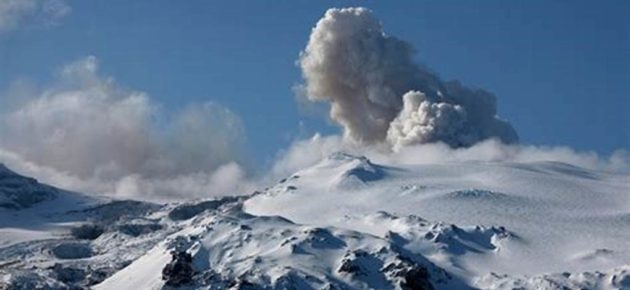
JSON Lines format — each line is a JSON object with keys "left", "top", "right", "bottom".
{"left": 162, "top": 251, "right": 194, "bottom": 287}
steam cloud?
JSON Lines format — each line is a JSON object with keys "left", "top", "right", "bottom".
{"left": 271, "top": 134, "right": 628, "bottom": 180}
{"left": 0, "top": 56, "right": 252, "bottom": 200}
{"left": 299, "top": 7, "right": 518, "bottom": 150}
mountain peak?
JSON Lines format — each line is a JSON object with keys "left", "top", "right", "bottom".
{"left": 326, "top": 152, "right": 370, "bottom": 162}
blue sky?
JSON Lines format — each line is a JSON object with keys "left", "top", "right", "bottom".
{"left": 1, "top": 0, "right": 628, "bottom": 164}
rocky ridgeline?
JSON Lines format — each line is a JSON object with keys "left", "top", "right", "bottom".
{"left": 0, "top": 164, "right": 57, "bottom": 209}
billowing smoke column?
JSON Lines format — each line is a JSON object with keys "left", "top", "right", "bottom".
{"left": 299, "top": 7, "right": 518, "bottom": 150}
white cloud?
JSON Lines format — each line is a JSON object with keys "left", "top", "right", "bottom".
{"left": 0, "top": 56, "right": 252, "bottom": 200}
{"left": 270, "top": 134, "right": 346, "bottom": 178}
{"left": 271, "top": 134, "right": 628, "bottom": 179}
{"left": 0, "top": 0, "right": 70, "bottom": 33}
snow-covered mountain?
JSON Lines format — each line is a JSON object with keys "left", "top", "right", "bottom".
{"left": 0, "top": 155, "right": 629, "bottom": 290}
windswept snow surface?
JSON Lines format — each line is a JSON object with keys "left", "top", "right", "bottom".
{"left": 0, "top": 164, "right": 105, "bottom": 247}
{"left": 245, "top": 153, "right": 630, "bottom": 288}
{"left": 1, "top": 157, "right": 629, "bottom": 290}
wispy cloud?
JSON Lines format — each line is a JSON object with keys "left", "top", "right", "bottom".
{"left": 0, "top": 0, "right": 70, "bottom": 33}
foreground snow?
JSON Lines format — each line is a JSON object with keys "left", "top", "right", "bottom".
{"left": 0, "top": 155, "right": 629, "bottom": 289}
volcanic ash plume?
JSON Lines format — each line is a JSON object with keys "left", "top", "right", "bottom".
{"left": 299, "top": 7, "right": 518, "bottom": 150}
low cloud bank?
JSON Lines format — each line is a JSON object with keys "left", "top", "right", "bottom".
{"left": 299, "top": 7, "right": 518, "bottom": 150}
{"left": 270, "top": 134, "right": 628, "bottom": 179}
{"left": 0, "top": 56, "right": 253, "bottom": 200}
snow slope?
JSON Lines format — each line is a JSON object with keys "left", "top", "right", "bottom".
{"left": 95, "top": 203, "right": 464, "bottom": 290}
{"left": 1, "top": 156, "right": 629, "bottom": 290}
{"left": 0, "top": 164, "right": 105, "bottom": 247}
{"left": 244, "top": 153, "right": 630, "bottom": 288}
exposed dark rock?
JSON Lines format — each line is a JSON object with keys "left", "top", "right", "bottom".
{"left": 81, "top": 200, "right": 161, "bottom": 222}
{"left": 228, "top": 279, "right": 257, "bottom": 290}
{"left": 304, "top": 228, "right": 346, "bottom": 249}
{"left": 168, "top": 197, "right": 238, "bottom": 221}
{"left": 338, "top": 258, "right": 362, "bottom": 275}
{"left": 338, "top": 250, "right": 370, "bottom": 275}
{"left": 400, "top": 266, "right": 433, "bottom": 290}
{"left": 274, "top": 271, "right": 314, "bottom": 290}
{"left": 118, "top": 223, "right": 163, "bottom": 237}
{"left": 382, "top": 256, "right": 435, "bottom": 290}
{"left": 51, "top": 263, "right": 86, "bottom": 284}
{"left": 51, "top": 243, "right": 93, "bottom": 260}
{"left": 1, "top": 271, "right": 69, "bottom": 290}
{"left": 71, "top": 224, "right": 104, "bottom": 240}
{"left": 85, "top": 267, "right": 111, "bottom": 286}
{"left": 162, "top": 251, "right": 194, "bottom": 287}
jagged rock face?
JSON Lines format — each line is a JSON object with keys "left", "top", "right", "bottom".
{"left": 337, "top": 250, "right": 438, "bottom": 290}
{"left": 382, "top": 257, "right": 435, "bottom": 290}
{"left": 162, "top": 251, "right": 195, "bottom": 287}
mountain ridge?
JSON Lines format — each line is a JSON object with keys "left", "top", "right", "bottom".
{"left": 0, "top": 156, "right": 629, "bottom": 289}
